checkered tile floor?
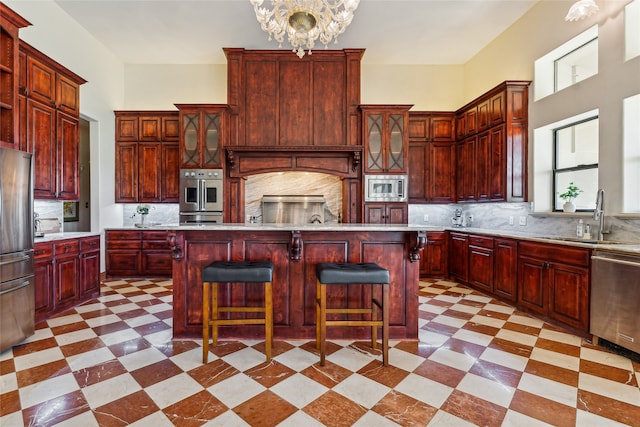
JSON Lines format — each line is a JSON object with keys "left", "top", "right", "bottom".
{"left": 2, "top": 278, "right": 640, "bottom": 426}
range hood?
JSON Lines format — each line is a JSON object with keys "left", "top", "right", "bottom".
{"left": 262, "top": 195, "right": 326, "bottom": 225}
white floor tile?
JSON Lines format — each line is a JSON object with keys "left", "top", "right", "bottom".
{"left": 270, "top": 373, "right": 328, "bottom": 408}
{"left": 456, "top": 372, "right": 515, "bottom": 407}
{"left": 207, "top": 373, "right": 265, "bottom": 409}
{"left": 517, "top": 372, "right": 577, "bottom": 407}
{"left": 144, "top": 372, "right": 203, "bottom": 408}
{"left": 395, "top": 373, "right": 453, "bottom": 408}
{"left": 81, "top": 373, "right": 141, "bottom": 409}
{"left": 578, "top": 372, "right": 640, "bottom": 406}
{"left": 333, "top": 373, "right": 390, "bottom": 408}
{"left": 19, "top": 372, "right": 79, "bottom": 408}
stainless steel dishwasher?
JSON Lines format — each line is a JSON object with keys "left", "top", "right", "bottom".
{"left": 590, "top": 250, "right": 640, "bottom": 354}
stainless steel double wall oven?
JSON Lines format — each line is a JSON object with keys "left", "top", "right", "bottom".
{"left": 179, "top": 169, "right": 223, "bottom": 224}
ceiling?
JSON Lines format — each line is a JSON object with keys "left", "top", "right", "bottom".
{"left": 54, "top": 0, "right": 540, "bottom": 65}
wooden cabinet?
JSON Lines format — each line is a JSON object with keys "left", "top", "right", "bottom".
{"left": 105, "top": 230, "right": 172, "bottom": 277}
{"left": 364, "top": 203, "right": 407, "bottom": 224}
{"left": 33, "top": 242, "right": 54, "bottom": 322}
{"left": 361, "top": 105, "right": 411, "bottom": 174}
{"left": 518, "top": 241, "right": 590, "bottom": 332}
{"left": 419, "top": 231, "right": 447, "bottom": 277}
{"left": 0, "top": 5, "right": 30, "bottom": 148}
{"left": 448, "top": 232, "right": 468, "bottom": 283}
{"left": 455, "top": 81, "right": 529, "bottom": 203}
{"left": 408, "top": 112, "right": 456, "bottom": 203}
{"left": 19, "top": 42, "right": 85, "bottom": 200}
{"left": 34, "top": 235, "right": 101, "bottom": 323}
{"left": 175, "top": 104, "right": 226, "bottom": 169}
{"left": 224, "top": 48, "right": 363, "bottom": 149}
{"left": 79, "top": 236, "right": 101, "bottom": 297}
{"left": 114, "top": 111, "right": 180, "bottom": 203}
{"left": 467, "top": 235, "right": 494, "bottom": 294}
{"left": 494, "top": 238, "right": 518, "bottom": 302}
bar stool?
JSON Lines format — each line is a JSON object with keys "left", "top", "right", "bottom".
{"left": 315, "top": 262, "right": 390, "bottom": 366}
{"left": 202, "top": 260, "right": 274, "bottom": 363}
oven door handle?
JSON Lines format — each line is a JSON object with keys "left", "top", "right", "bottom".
{"left": 199, "top": 179, "right": 205, "bottom": 212}
{"left": 592, "top": 255, "right": 640, "bottom": 268}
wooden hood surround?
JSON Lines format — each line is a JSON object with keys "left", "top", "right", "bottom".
{"left": 222, "top": 48, "right": 366, "bottom": 222}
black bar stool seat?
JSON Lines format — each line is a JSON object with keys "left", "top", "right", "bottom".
{"left": 202, "top": 260, "right": 274, "bottom": 363}
{"left": 315, "top": 262, "right": 390, "bottom": 366}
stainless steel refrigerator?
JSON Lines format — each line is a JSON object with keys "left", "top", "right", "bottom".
{"left": 0, "top": 146, "right": 35, "bottom": 352}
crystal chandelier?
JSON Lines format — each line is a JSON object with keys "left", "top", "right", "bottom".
{"left": 250, "top": 0, "right": 360, "bottom": 58}
{"left": 565, "top": 0, "right": 599, "bottom": 22}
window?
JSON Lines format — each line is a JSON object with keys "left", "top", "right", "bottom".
{"left": 553, "top": 117, "right": 599, "bottom": 211}
{"left": 554, "top": 38, "right": 598, "bottom": 92}
{"left": 623, "top": 94, "right": 640, "bottom": 212}
{"left": 534, "top": 25, "right": 598, "bottom": 100}
{"left": 626, "top": 0, "right": 640, "bottom": 60}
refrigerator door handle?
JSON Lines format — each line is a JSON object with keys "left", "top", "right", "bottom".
{"left": 0, "top": 254, "right": 31, "bottom": 266}
{"left": 0, "top": 278, "right": 32, "bottom": 296}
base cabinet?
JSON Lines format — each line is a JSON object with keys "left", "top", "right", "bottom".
{"left": 106, "top": 230, "right": 172, "bottom": 277}
{"left": 34, "top": 235, "right": 101, "bottom": 323}
{"left": 419, "top": 232, "right": 447, "bottom": 277}
{"left": 518, "top": 241, "right": 590, "bottom": 333}
{"left": 448, "top": 232, "right": 469, "bottom": 283}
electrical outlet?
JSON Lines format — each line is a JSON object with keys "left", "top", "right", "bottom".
{"left": 423, "top": 214, "right": 429, "bottom": 222}
{"left": 509, "top": 216, "right": 514, "bottom": 225}
{"left": 519, "top": 216, "right": 527, "bottom": 226}
{"left": 468, "top": 215, "right": 473, "bottom": 225}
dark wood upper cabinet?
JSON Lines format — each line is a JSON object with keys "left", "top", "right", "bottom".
{"left": 175, "top": 104, "right": 227, "bottom": 169}
{"left": 0, "top": 4, "right": 30, "bottom": 149}
{"left": 224, "top": 48, "right": 364, "bottom": 148}
{"left": 114, "top": 111, "right": 180, "bottom": 203}
{"left": 361, "top": 104, "right": 411, "bottom": 174}
{"left": 20, "top": 41, "right": 85, "bottom": 200}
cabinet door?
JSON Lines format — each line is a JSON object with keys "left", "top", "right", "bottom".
{"left": 386, "top": 204, "right": 407, "bottom": 224}
{"left": 55, "top": 255, "right": 78, "bottom": 306}
{"left": 489, "top": 124, "right": 506, "bottom": 201}
{"left": 79, "top": 237, "right": 101, "bottom": 297}
{"left": 494, "top": 238, "right": 517, "bottom": 302}
{"left": 475, "top": 130, "right": 490, "bottom": 201}
{"left": 517, "top": 255, "right": 548, "bottom": 316}
{"left": 549, "top": 262, "right": 589, "bottom": 331}
{"left": 408, "top": 142, "right": 427, "bottom": 201}
{"left": 448, "top": 233, "right": 468, "bottom": 282}
{"left": 421, "top": 232, "right": 447, "bottom": 277}
{"left": 106, "top": 250, "right": 141, "bottom": 277}
{"left": 34, "top": 252, "right": 54, "bottom": 322}
{"left": 79, "top": 249, "right": 100, "bottom": 297}
{"left": 365, "top": 113, "right": 384, "bottom": 172}
{"left": 431, "top": 115, "right": 455, "bottom": 141}
{"left": 28, "top": 99, "right": 56, "bottom": 199}
{"left": 115, "top": 115, "right": 138, "bottom": 141}
{"left": 161, "top": 142, "right": 179, "bottom": 202}
{"left": 386, "top": 113, "right": 406, "bottom": 173}
{"left": 468, "top": 245, "right": 493, "bottom": 293}
{"left": 162, "top": 115, "right": 180, "bottom": 141}
{"left": 427, "top": 142, "right": 456, "bottom": 203}
{"left": 138, "top": 142, "right": 162, "bottom": 202}
{"left": 456, "top": 136, "right": 476, "bottom": 202}
{"left": 201, "top": 111, "right": 223, "bottom": 168}
{"left": 56, "top": 111, "right": 79, "bottom": 200}
{"left": 26, "top": 55, "right": 55, "bottom": 106}
{"left": 56, "top": 74, "right": 80, "bottom": 115}
{"left": 139, "top": 116, "right": 161, "bottom": 141}
{"left": 364, "top": 203, "right": 385, "bottom": 224}
{"left": 115, "top": 142, "right": 138, "bottom": 203}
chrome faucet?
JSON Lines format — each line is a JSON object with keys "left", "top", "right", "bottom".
{"left": 593, "top": 189, "right": 606, "bottom": 241}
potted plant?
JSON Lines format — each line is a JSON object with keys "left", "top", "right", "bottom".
{"left": 136, "top": 204, "right": 150, "bottom": 226}
{"left": 559, "top": 182, "right": 582, "bottom": 212}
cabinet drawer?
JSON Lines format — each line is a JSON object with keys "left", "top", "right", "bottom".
{"left": 107, "top": 240, "right": 142, "bottom": 250}
{"left": 142, "top": 240, "right": 170, "bottom": 250}
{"left": 468, "top": 235, "right": 494, "bottom": 249}
{"left": 106, "top": 230, "right": 142, "bottom": 240}
{"left": 142, "top": 231, "right": 168, "bottom": 241}
{"left": 54, "top": 239, "right": 79, "bottom": 256}
{"left": 80, "top": 236, "right": 100, "bottom": 252}
{"left": 34, "top": 242, "right": 53, "bottom": 260}
{"left": 519, "top": 241, "right": 590, "bottom": 267}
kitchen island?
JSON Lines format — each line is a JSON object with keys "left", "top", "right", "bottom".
{"left": 167, "top": 224, "right": 428, "bottom": 339}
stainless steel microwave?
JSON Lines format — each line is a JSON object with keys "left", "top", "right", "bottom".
{"left": 364, "top": 175, "right": 407, "bottom": 202}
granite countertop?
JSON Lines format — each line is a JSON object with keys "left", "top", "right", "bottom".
{"left": 34, "top": 231, "right": 101, "bottom": 243}
{"left": 102, "top": 223, "right": 640, "bottom": 255}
